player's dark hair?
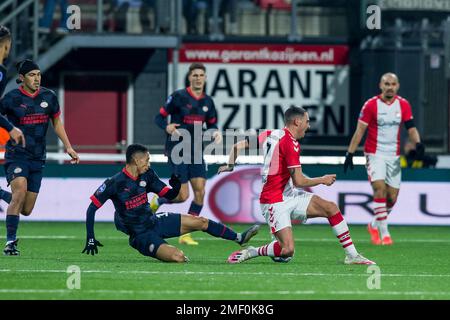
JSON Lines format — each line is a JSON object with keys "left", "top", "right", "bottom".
{"left": 126, "top": 144, "right": 149, "bottom": 164}
{"left": 188, "top": 62, "right": 206, "bottom": 75}
{"left": 0, "top": 25, "right": 11, "bottom": 43}
{"left": 284, "top": 106, "right": 306, "bottom": 124}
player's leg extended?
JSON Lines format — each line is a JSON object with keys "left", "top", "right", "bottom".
{"left": 4, "top": 177, "right": 27, "bottom": 256}
{"left": 382, "top": 185, "right": 399, "bottom": 245}
{"left": 306, "top": 195, "right": 375, "bottom": 265}
{"left": 369, "top": 180, "right": 388, "bottom": 244}
{"left": 179, "top": 214, "right": 259, "bottom": 245}
{"left": 228, "top": 202, "right": 292, "bottom": 264}
{"left": 178, "top": 177, "right": 205, "bottom": 245}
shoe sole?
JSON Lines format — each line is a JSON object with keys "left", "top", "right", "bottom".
{"left": 241, "top": 225, "right": 260, "bottom": 246}
{"left": 367, "top": 224, "right": 381, "bottom": 245}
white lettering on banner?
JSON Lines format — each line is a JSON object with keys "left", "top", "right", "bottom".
{"left": 168, "top": 44, "right": 350, "bottom": 136}
{"left": 3, "top": 170, "right": 449, "bottom": 226}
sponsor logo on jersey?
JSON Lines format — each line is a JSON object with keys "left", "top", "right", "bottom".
{"left": 14, "top": 167, "right": 22, "bottom": 174}
{"left": 202, "top": 106, "right": 208, "bottom": 112}
{"left": 139, "top": 181, "right": 147, "bottom": 187}
{"left": 40, "top": 101, "right": 48, "bottom": 108}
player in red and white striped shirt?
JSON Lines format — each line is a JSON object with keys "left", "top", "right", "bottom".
{"left": 344, "top": 73, "right": 424, "bottom": 245}
{"left": 219, "top": 106, "right": 375, "bottom": 265}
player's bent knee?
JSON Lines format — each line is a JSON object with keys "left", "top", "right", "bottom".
{"left": 21, "top": 209, "right": 33, "bottom": 216}
{"left": 281, "top": 246, "right": 295, "bottom": 257}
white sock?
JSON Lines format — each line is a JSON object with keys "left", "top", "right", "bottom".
{"left": 328, "top": 212, "right": 358, "bottom": 257}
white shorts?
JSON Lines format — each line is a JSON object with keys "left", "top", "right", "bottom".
{"left": 260, "top": 190, "right": 313, "bottom": 234}
{"left": 365, "top": 153, "right": 401, "bottom": 189}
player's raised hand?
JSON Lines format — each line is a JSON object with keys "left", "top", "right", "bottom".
{"left": 322, "top": 174, "right": 336, "bottom": 186}
{"left": 67, "top": 147, "right": 80, "bottom": 164}
{"left": 9, "top": 127, "right": 26, "bottom": 147}
{"left": 166, "top": 123, "right": 181, "bottom": 136}
{"left": 217, "top": 164, "right": 234, "bottom": 174}
{"left": 343, "top": 152, "right": 354, "bottom": 173}
{"left": 213, "top": 131, "right": 222, "bottom": 144}
{"left": 82, "top": 238, "right": 103, "bottom": 255}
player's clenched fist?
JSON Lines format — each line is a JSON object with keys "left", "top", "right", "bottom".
{"left": 321, "top": 174, "right": 336, "bottom": 186}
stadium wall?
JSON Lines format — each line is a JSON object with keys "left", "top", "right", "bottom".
{"left": 1, "top": 164, "right": 449, "bottom": 226}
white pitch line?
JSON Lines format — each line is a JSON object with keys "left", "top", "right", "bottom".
{"left": 3, "top": 235, "right": 450, "bottom": 243}
{"left": 0, "top": 289, "right": 449, "bottom": 296}
{"left": 1, "top": 269, "right": 450, "bottom": 278}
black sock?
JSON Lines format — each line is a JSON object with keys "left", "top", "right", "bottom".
{"left": 6, "top": 215, "right": 19, "bottom": 243}
{"left": 0, "top": 188, "right": 12, "bottom": 204}
{"left": 188, "top": 202, "right": 203, "bottom": 216}
{"left": 204, "top": 220, "right": 237, "bottom": 241}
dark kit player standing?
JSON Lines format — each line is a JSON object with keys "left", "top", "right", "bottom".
{"left": 152, "top": 62, "right": 222, "bottom": 245}
{"left": 2, "top": 59, "right": 79, "bottom": 255}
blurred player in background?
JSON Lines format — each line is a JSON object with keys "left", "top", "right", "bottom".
{"left": 344, "top": 73, "right": 424, "bottom": 245}
{"left": 152, "top": 62, "right": 221, "bottom": 245}
{"left": 83, "top": 144, "right": 259, "bottom": 262}
{"left": 0, "top": 25, "right": 26, "bottom": 206}
{"left": 222, "top": 106, "right": 375, "bottom": 265}
{"left": 1, "top": 59, "right": 79, "bottom": 256}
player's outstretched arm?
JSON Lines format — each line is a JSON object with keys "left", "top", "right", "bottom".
{"left": 51, "top": 117, "right": 80, "bottom": 164}
{"left": 344, "top": 121, "right": 368, "bottom": 173}
{"left": 218, "top": 139, "right": 249, "bottom": 174}
{"left": 290, "top": 167, "right": 336, "bottom": 188}
{"left": 82, "top": 202, "right": 104, "bottom": 255}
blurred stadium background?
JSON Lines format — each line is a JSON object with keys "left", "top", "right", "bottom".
{"left": 1, "top": 0, "right": 450, "bottom": 301}
{"left": 0, "top": 0, "right": 449, "bottom": 225}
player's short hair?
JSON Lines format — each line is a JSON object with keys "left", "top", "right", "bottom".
{"left": 0, "top": 25, "right": 11, "bottom": 43}
{"left": 284, "top": 106, "right": 306, "bottom": 124}
{"left": 126, "top": 144, "right": 149, "bottom": 164}
{"left": 188, "top": 62, "right": 206, "bottom": 75}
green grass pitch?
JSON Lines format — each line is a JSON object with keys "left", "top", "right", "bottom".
{"left": 1, "top": 221, "right": 449, "bottom": 300}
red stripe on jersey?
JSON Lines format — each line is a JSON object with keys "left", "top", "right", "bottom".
{"left": 207, "top": 117, "right": 216, "bottom": 124}
{"left": 186, "top": 87, "right": 205, "bottom": 100}
{"left": 19, "top": 86, "right": 40, "bottom": 98}
{"left": 122, "top": 167, "right": 138, "bottom": 181}
{"left": 53, "top": 110, "right": 61, "bottom": 118}
{"left": 373, "top": 198, "right": 386, "bottom": 203}
{"left": 90, "top": 195, "right": 102, "bottom": 208}
{"left": 183, "top": 114, "right": 205, "bottom": 124}
{"left": 158, "top": 186, "right": 171, "bottom": 197}
{"left": 159, "top": 107, "right": 169, "bottom": 117}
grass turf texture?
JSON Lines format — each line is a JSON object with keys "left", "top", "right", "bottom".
{"left": 1, "top": 222, "right": 449, "bottom": 300}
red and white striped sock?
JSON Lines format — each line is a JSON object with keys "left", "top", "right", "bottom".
{"left": 372, "top": 198, "right": 390, "bottom": 237}
{"left": 250, "top": 240, "right": 282, "bottom": 258}
{"left": 328, "top": 212, "right": 358, "bottom": 257}
{"left": 386, "top": 199, "right": 396, "bottom": 215}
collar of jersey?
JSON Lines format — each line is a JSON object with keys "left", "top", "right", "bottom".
{"left": 19, "top": 85, "right": 40, "bottom": 98}
{"left": 186, "top": 87, "right": 205, "bottom": 100}
{"left": 378, "top": 94, "right": 397, "bottom": 105}
{"left": 122, "top": 167, "right": 138, "bottom": 181}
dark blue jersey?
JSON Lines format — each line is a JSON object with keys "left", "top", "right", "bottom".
{"left": 90, "top": 168, "right": 172, "bottom": 235}
{"left": 0, "top": 86, "right": 61, "bottom": 161}
{"left": 155, "top": 87, "right": 218, "bottom": 156}
{"left": 0, "top": 64, "right": 7, "bottom": 98}
{"left": 0, "top": 64, "right": 15, "bottom": 131}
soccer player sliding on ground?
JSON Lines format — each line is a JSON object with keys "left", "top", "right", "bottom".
{"left": 219, "top": 106, "right": 375, "bottom": 265}
{"left": 82, "top": 144, "right": 259, "bottom": 262}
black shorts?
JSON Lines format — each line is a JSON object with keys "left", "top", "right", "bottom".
{"left": 168, "top": 156, "right": 207, "bottom": 184}
{"left": 129, "top": 212, "right": 181, "bottom": 258}
{"left": 4, "top": 160, "right": 45, "bottom": 193}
